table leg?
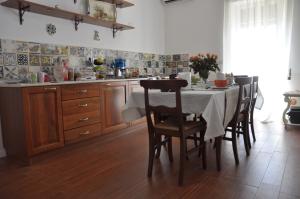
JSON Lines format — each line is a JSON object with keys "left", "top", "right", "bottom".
{"left": 282, "top": 96, "right": 291, "bottom": 128}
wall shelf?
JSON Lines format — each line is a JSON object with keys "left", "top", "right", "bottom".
{"left": 74, "top": 0, "right": 134, "bottom": 8}
{"left": 1, "top": 0, "right": 134, "bottom": 38}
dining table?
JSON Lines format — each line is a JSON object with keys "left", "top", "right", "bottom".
{"left": 122, "top": 86, "right": 240, "bottom": 141}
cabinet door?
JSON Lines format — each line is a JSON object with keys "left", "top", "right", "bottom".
{"left": 23, "top": 86, "right": 64, "bottom": 156}
{"left": 101, "top": 82, "right": 128, "bottom": 133}
{"left": 128, "top": 81, "right": 146, "bottom": 126}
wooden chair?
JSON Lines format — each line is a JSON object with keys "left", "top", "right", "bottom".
{"left": 249, "top": 76, "right": 259, "bottom": 142}
{"left": 223, "top": 77, "right": 252, "bottom": 165}
{"left": 140, "top": 79, "right": 206, "bottom": 186}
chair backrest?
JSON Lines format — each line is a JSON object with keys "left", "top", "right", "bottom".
{"left": 140, "top": 79, "right": 188, "bottom": 133}
{"left": 230, "top": 77, "right": 252, "bottom": 126}
{"left": 251, "top": 76, "right": 259, "bottom": 99}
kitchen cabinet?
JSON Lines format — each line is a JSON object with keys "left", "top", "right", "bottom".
{"left": 101, "top": 81, "right": 129, "bottom": 133}
{"left": 23, "top": 86, "right": 64, "bottom": 156}
{"left": 0, "top": 79, "right": 146, "bottom": 164}
{"left": 128, "top": 81, "right": 146, "bottom": 126}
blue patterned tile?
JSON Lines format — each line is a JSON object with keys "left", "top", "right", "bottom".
{"left": 17, "top": 53, "right": 29, "bottom": 65}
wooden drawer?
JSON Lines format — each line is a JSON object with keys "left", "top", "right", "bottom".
{"left": 64, "top": 123, "right": 102, "bottom": 144}
{"left": 63, "top": 111, "right": 100, "bottom": 130}
{"left": 62, "top": 97, "right": 100, "bottom": 116}
{"left": 61, "top": 84, "right": 100, "bottom": 101}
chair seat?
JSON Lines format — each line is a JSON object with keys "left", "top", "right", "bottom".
{"left": 154, "top": 120, "right": 202, "bottom": 136}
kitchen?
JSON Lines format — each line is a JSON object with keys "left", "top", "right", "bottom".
{"left": 1, "top": 0, "right": 300, "bottom": 198}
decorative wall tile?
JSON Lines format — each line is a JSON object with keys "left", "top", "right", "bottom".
{"left": 70, "top": 46, "right": 84, "bottom": 57}
{"left": 29, "top": 54, "right": 41, "bottom": 66}
{"left": 159, "top": 55, "right": 166, "bottom": 62}
{"left": 28, "top": 42, "right": 41, "bottom": 53}
{"left": 173, "top": 54, "right": 181, "bottom": 62}
{"left": 17, "top": 53, "right": 29, "bottom": 65}
{"left": 3, "top": 66, "right": 18, "bottom": 79}
{"left": 166, "top": 55, "right": 172, "bottom": 62}
{"left": 138, "top": 53, "right": 144, "bottom": 60}
{"left": 41, "top": 44, "right": 60, "bottom": 55}
{"left": 170, "top": 62, "right": 177, "bottom": 68}
{"left": 18, "top": 65, "right": 29, "bottom": 80}
{"left": 29, "top": 66, "right": 41, "bottom": 73}
{"left": 41, "top": 66, "right": 54, "bottom": 76}
{"left": 3, "top": 53, "right": 16, "bottom": 66}
{"left": 183, "top": 61, "right": 189, "bottom": 67}
{"left": 84, "top": 48, "right": 92, "bottom": 57}
{"left": 41, "top": 55, "right": 52, "bottom": 66}
{"left": 181, "top": 54, "right": 189, "bottom": 61}
{"left": 0, "top": 66, "right": 3, "bottom": 78}
{"left": 16, "top": 41, "right": 29, "bottom": 53}
{"left": 0, "top": 54, "right": 3, "bottom": 66}
{"left": 60, "top": 46, "right": 69, "bottom": 56}
{"left": 2, "top": 40, "right": 17, "bottom": 53}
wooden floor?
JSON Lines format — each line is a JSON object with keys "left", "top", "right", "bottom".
{"left": 1, "top": 121, "right": 300, "bottom": 199}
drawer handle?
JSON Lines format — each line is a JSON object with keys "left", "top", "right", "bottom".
{"left": 79, "top": 117, "right": 89, "bottom": 122}
{"left": 44, "top": 87, "right": 57, "bottom": 91}
{"left": 79, "top": 103, "right": 88, "bottom": 107}
{"left": 78, "top": 89, "right": 88, "bottom": 94}
{"left": 106, "top": 83, "right": 111, "bottom": 86}
{"left": 79, "top": 131, "right": 91, "bottom": 136}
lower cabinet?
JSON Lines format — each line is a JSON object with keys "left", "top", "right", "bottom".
{"left": 101, "top": 81, "right": 129, "bottom": 134}
{"left": 0, "top": 80, "right": 144, "bottom": 163}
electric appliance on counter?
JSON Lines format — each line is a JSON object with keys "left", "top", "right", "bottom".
{"left": 114, "top": 58, "right": 127, "bottom": 78}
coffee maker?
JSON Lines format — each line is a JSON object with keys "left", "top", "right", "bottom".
{"left": 114, "top": 58, "right": 126, "bottom": 78}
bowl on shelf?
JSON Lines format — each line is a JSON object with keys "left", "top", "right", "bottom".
{"left": 214, "top": 79, "right": 228, "bottom": 88}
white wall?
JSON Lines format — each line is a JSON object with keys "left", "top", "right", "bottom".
{"left": 0, "top": 0, "right": 165, "bottom": 54}
{"left": 0, "top": 0, "right": 165, "bottom": 158}
{"left": 164, "top": 0, "right": 224, "bottom": 57}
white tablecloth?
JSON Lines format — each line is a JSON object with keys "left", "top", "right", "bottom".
{"left": 122, "top": 87, "right": 239, "bottom": 140}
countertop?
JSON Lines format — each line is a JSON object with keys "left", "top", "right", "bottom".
{"left": 0, "top": 78, "right": 148, "bottom": 88}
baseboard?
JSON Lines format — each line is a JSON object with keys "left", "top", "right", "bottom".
{"left": 0, "top": 148, "right": 6, "bottom": 158}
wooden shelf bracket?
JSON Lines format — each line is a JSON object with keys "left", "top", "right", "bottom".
{"left": 18, "top": 2, "right": 30, "bottom": 25}
{"left": 74, "top": 16, "right": 83, "bottom": 31}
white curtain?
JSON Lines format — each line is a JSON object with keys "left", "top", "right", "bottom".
{"left": 223, "top": 0, "right": 294, "bottom": 122}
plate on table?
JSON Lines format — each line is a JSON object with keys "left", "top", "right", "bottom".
{"left": 211, "top": 86, "right": 229, "bottom": 89}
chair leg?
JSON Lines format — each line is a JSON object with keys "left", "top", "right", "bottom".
{"left": 242, "top": 121, "right": 250, "bottom": 156}
{"left": 167, "top": 137, "right": 173, "bottom": 162}
{"left": 148, "top": 134, "right": 155, "bottom": 177}
{"left": 199, "top": 130, "right": 206, "bottom": 169}
{"left": 179, "top": 136, "right": 186, "bottom": 186}
{"left": 155, "top": 135, "right": 162, "bottom": 159}
{"left": 232, "top": 128, "right": 239, "bottom": 165}
{"left": 246, "top": 119, "right": 251, "bottom": 149}
{"left": 193, "top": 133, "right": 198, "bottom": 147}
{"left": 202, "top": 141, "right": 207, "bottom": 170}
{"left": 215, "top": 136, "right": 222, "bottom": 171}
{"left": 250, "top": 113, "right": 256, "bottom": 142}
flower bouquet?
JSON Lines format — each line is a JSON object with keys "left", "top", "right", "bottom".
{"left": 189, "top": 53, "right": 220, "bottom": 82}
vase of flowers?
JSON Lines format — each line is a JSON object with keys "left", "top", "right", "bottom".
{"left": 189, "top": 53, "right": 220, "bottom": 83}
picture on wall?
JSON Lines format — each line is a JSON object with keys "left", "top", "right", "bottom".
{"left": 87, "top": 0, "right": 116, "bottom": 22}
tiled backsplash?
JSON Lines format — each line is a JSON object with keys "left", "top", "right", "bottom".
{"left": 0, "top": 39, "right": 190, "bottom": 80}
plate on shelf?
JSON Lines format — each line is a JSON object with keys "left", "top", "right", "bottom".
{"left": 4, "top": 79, "right": 22, "bottom": 84}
